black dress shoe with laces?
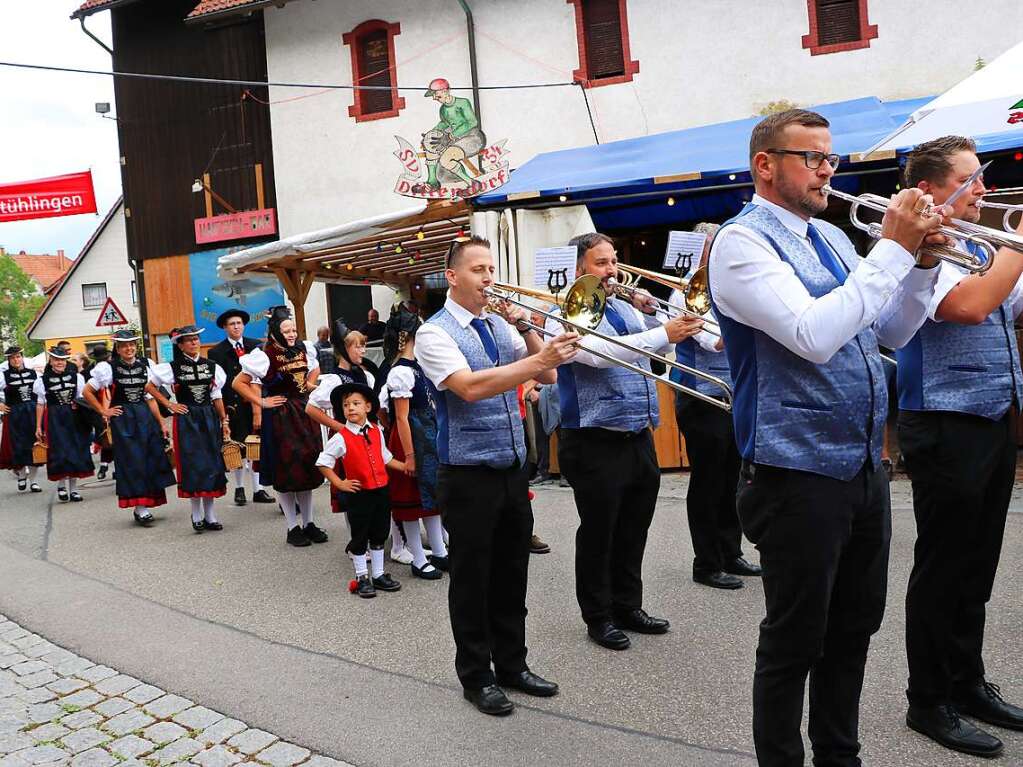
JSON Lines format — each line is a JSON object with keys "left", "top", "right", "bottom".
{"left": 694, "top": 571, "right": 743, "bottom": 590}
{"left": 955, "top": 680, "right": 1023, "bottom": 731}
{"left": 355, "top": 575, "right": 376, "bottom": 599}
{"left": 372, "top": 573, "right": 401, "bottom": 592}
{"left": 286, "top": 525, "right": 311, "bottom": 547}
{"left": 252, "top": 489, "right": 275, "bottom": 503}
{"left": 906, "top": 703, "right": 1003, "bottom": 757}
{"left": 234, "top": 487, "right": 247, "bottom": 506}
{"left": 303, "top": 522, "right": 328, "bottom": 543}
{"left": 723, "top": 556, "right": 762, "bottom": 576}
{"left": 463, "top": 685, "right": 514, "bottom": 716}
{"left": 613, "top": 608, "right": 670, "bottom": 634}
{"left": 587, "top": 621, "right": 631, "bottom": 650}
{"left": 495, "top": 670, "right": 559, "bottom": 697}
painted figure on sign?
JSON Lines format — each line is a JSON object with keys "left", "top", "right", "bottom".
{"left": 422, "top": 78, "right": 487, "bottom": 191}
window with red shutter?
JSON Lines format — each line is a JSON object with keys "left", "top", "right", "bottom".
{"left": 802, "top": 0, "right": 877, "bottom": 56}
{"left": 343, "top": 20, "right": 406, "bottom": 123}
{"left": 568, "top": 0, "right": 640, "bottom": 88}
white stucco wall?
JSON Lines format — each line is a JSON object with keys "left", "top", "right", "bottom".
{"left": 30, "top": 203, "right": 139, "bottom": 342}
{"left": 262, "top": 0, "right": 1023, "bottom": 329}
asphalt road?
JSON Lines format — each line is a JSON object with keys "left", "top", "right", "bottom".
{"left": 0, "top": 470, "right": 1020, "bottom": 766}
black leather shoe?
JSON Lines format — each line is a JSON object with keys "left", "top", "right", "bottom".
{"left": 723, "top": 556, "right": 762, "bottom": 576}
{"left": 29, "top": 483, "right": 41, "bottom": 493}
{"left": 495, "top": 670, "right": 559, "bottom": 697}
{"left": 69, "top": 492, "right": 83, "bottom": 503}
{"left": 694, "top": 571, "right": 743, "bottom": 590}
{"left": 17, "top": 477, "right": 27, "bottom": 492}
{"left": 955, "top": 680, "right": 1023, "bottom": 731}
{"left": 411, "top": 561, "right": 442, "bottom": 580}
{"left": 303, "top": 522, "right": 328, "bottom": 543}
{"left": 355, "top": 575, "right": 376, "bottom": 599}
{"left": 204, "top": 520, "right": 223, "bottom": 531}
{"left": 428, "top": 553, "right": 449, "bottom": 571}
{"left": 613, "top": 608, "right": 670, "bottom": 634}
{"left": 286, "top": 525, "right": 311, "bottom": 547}
{"left": 586, "top": 621, "right": 631, "bottom": 650}
{"left": 96, "top": 465, "right": 108, "bottom": 481}
{"left": 907, "top": 703, "right": 1003, "bottom": 757}
{"left": 234, "top": 487, "right": 247, "bottom": 506}
{"left": 192, "top": 520, "right": 205, "bottom": 532}
{"left": 57, "top": 488, "right": 69, "bottom": 502}
{"left": 372, "top": 573, "right": 401, "bottom": 592}
{"left": 133, "top": 510, "right": 154, "bottom": 526}
{"left": 463, "top": 685, "right": 514, "bottom": 716}
{"left": 253, "top": 489, "right": 275, "bottom": 503}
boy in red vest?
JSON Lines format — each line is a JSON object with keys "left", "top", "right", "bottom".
{"left": 317, "top": 383, "right": 407, "bottom": 598}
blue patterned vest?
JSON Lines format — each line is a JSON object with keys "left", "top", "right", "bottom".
{"left": 557, "top": 296, "right": 660, "bottom": 431}
{"left": 671, "top": 320, "right": 732, "bottom": 398}
{"left": 427, "top": 309, "right": 525, "bottom": 468}
{"left": 896, "top": 250, "right": 1022, "bottom": 420}
{"left": 710, "top": 204, "right": 887, "bottom": 481}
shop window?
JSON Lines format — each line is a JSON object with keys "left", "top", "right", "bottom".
{"left": 343, "top": 20, "right": 406, "bottom": 122}
{"left": 567, "top": 0, "right": 640, "bottom": 88}
{"left": 802, "top": 0, "right": 877, "bottom": 55}
{"left": 82, "top": 282, "right": 107, "bottom": 309}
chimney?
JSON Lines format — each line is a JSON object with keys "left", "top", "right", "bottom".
{"left": 57, "top": 249, "right": 66, "bottom": 270}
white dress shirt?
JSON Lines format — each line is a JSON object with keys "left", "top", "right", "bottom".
{"left": 710, "top": 194, "right": 940, "bottom": 364}
{"left": 315, "top": 420, "right": 392, "bottom": 468}
{"left": 150, "top": 355, "right": 226, "bottom": 400}
{"left": 926, "top": 255, "right": 1023, "bottom": 322}
{"left": 415, "top": 294, "right": 528, "bottom": 390}
{"left": 542, "top": 295, "right": 671, "bottom": 369}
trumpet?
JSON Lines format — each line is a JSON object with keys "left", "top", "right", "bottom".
{"left": 611, "top": 264, "right": 721, "bottom": 336}
{"left": 486, "top": 276, "right": 733, "bottom": 411}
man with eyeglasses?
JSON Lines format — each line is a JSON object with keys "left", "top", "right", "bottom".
{"left": 709, "top": 109, "right": 945, "bottom": 767}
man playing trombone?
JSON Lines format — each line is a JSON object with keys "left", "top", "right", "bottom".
{"left": 897, "top": 136, "right": 1023, "bottom": 758}
{"left": 709, "top": 109, "right": 944, "bottom": 767}
{"left": 546, "top": 232, "right": 704, "bottom": 652}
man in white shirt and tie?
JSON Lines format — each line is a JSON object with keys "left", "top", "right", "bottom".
{"left": 709, "top": 108, "right": 944, "bottom": 767}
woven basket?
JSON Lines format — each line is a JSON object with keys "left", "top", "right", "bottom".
{"left": 99, "top": 426, "right": 113, "bottom": 449}
{"left": 222, "top": 440, "right": 243, "bottom": 471}
{"left": 32, "top": 442, "right": 47, "bottom": 464}
{"left": 244, "top": 434, "right": 261, "bottom": 462}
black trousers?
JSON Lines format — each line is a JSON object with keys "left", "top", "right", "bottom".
{"left": 898, "top": 409, "right": 1016, "bottom": 707}
{"left": 675, "top": 395, "right": 743, "bottom": 575}
{"left": 344, "top": 486, "right": 391, "bottom": 555}
{"left": 737, "top": 462, "right": 890, "bottom": 767}
{"left": 558, "top": 427, "right": 660, "bottom": 625}
{"left": 438, "top": 463, "right": 533, "bottom": 689}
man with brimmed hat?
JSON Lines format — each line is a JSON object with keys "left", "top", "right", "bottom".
{"left": 82, "top": 328, "right": 176, "bottom": 526}
{"left": 208, "top": 307, "right": 274, "bottom": 506}
{"left": 0, "top": 345, "right": 44, "bottom": 492}
{"left": 147, "top": 325, "right": 230, "bottom": 532}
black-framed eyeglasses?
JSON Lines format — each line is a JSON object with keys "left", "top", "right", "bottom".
{"left": 766, "top": 149, "right": 841, "bottom": 171}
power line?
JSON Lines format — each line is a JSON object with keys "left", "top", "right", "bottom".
{"left": 0, "top": 60, "right": 577, "bottom": 93}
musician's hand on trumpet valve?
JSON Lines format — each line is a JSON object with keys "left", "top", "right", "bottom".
{"left": 663, "top": 315, "right": 705, "bottom": 344}
{"left": 880, "top": 188, "right": 945, "bottom": 266}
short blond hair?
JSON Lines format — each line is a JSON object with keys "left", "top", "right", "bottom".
{"left": 344, "top": 330, "right": 367, "bottom": 348}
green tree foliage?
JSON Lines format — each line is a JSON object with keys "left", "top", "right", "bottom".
{"left": 757, "top": 99, "right": 801, "bottom": 116}
{"left": 0, "top": 254, "right": 45, "bottom": 354}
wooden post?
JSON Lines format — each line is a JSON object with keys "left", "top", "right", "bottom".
{"left": 272, "top": 267, "right": 316, "bottom": 340}
{"left": 202, "top": 172, "right": 213, "bottom": 219}
{"left": 254, "top": 163, "right": 265, "bottom": 210}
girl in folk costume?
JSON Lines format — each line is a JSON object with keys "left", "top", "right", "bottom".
{"left": 305, "top": 330, "right": 376, "bottom": 436}
{"left": 233, "top": 306, "right": 326, "bottom": 547}
{"left": 82, "top": 330, "right": 176, "bottom": 526}
{"left": 146, "top": 326, "right": 230, "bottom": 532}
{"left": 34, "top": 347, "right": 93, "bottom": 502}
{"left": 381, "top": 311, "right": 447, "bottom": 579}
{"left": 0, "top": 346, "right": 44, "bottom": 492}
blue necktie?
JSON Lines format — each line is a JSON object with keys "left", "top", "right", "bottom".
{"left": 603, "top": 301, "right": 629, "bottom": 335}
{"left": 469, "top": 318, "right": 499, "bottom": 364}
{"left": 966, "top": 240, "right": 987, "bottom": 265}
{"left": 807, "top": 223, "right": 847, "bottom": 285}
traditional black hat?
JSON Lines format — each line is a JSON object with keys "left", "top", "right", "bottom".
{"left": 4, "top": 345, "right": 22, "bottom": 357}
{"left": 216, "top": 308, "right": 250, "bottom": 328}
{"left": 170, "top": 325, "right": 204, "bottom": 343}
{"left": 47, "top": 346, "right": 71, "bottom": 360}
{"left": 330, "top": 382, "right": 379, "bottom": 418}
{"left": 91, "top": 345, "right": 111, "bottom": 362}
{"left": 110, "top": 329, "right": 141, "bottom": 344}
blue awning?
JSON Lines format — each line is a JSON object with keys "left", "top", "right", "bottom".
{"left": 476, "top": 95, "right": 940, "bottom": 209}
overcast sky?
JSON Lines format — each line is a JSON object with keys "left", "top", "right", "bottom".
{"left": 0, "top": 1, "right": 120, "bottom": 259}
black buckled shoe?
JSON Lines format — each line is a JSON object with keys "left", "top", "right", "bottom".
{"left": 463, "top": 685, "right": 514, "bottom": 716}
{"left": 694, "top": 571, "right": 744, "bottom": 590}
{"left": 252, "top": 489, "right": 275, "bottom": 503}
{"left": 69, "top": 492, "right": 83, "bottom": 502}
{"left": 57, "top": 487, "right": 69, "bottom": 502}
{"left": 29, "top": 483, "right": 42, "bottom": 493}
{"left": 192, "top": 520, "right": 205, "bottom": 532}
{"left": 955, "top": 680, "right": 1023, "bottom": 731}
{"left": 204, "top": 520, "right": 223, "bottom": 531}
{"left": 234, "top": 487, "right": 247, "bottom": 506}
{"left": 723, "top": 556, "right": 762, "bottom": 576}
{"left": 355, "top": 575, "right": 376, "bottom": 599}
{"left": 411, "top": 561, "right": 443, "bottom": 580}
{"left": 133, "top": 510, "right": 154, "bottom": 526}
{"left": 907, "top": 703, "right": 1003, "bottom": 757}
{"left": 303, "top": 522, "right": 328, "bottom": 543}
{"left": 586, "top": 621, "right": 631, "bottom": 651}
{"left": 428, "top": 553, "right": 449, "bottom": 571}
{"left": 286, "top": 525, "right": 311, "bottom": 547}
{"left": 17, "top": 477, "right": 27, "bottom": 492}
{"left": 612, "top": 608, "right": 670, "bottom": 634}
{"left": 372, "top": 573, "right": 401, "bottom": 592}
{"left": 495, "top": 670, "right": 559, "bottom": 697}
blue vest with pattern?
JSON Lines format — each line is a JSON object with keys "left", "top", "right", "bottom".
{"left": 896, "top": 249, "right": 1022, "bottom": 420}
{"left": 427, "top": 309, "right": 525, "bottom": 468}
{"left": 710, "top": 204, "right": 887, "bottom": 481}
{"left": 557, "top": 296, "right": 660, "bottom": 431}
{"left": 671, "top": 320, "right": 732, "bottom": 398}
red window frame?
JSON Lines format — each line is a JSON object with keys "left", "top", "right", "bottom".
{"left": 801, "top": 0, "right": 878, "bottom": 56}
{"left": 342, "top": 19, "right": 406, "bottom": 122}
{"left": 567, "top": 0, "right": 640, "bottom": 89}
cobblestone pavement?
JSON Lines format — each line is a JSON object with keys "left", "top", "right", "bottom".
{"left": 0, "top": 616, "right": 352, "bottom": 767}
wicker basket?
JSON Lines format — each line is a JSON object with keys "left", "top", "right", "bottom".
{"left": 244, "top": 434, "right": 261, "bottom": 462}
{"left": 222, "top": 440, "right": 243, "bottom": 471}
{"left": 99, "top": 426, "right": 113, "bottom": 450}
{"left": 32, "top": 442, "right": 47, "bottom": 464}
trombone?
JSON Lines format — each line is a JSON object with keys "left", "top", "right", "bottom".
{"left": 611, "top": 263, "right": 721, "bottom": 337}
{"left": 821, "top": 185, "right": 1023, "bottom": 274}
{"left": 486, "top": 276, "right": 733, "bottom": 412}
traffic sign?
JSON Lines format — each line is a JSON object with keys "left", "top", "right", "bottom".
{"left": 95, "top": 296, "right": 128, "bottom": 327}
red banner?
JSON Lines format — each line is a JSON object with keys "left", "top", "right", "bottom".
{"left": 0, "top": 171, "right": 98, "bottom": 223}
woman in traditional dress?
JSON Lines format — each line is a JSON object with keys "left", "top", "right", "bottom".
{"left": 82, "top": 329, "right": 176, "bottom": 526}
{"left": 146, "top": 326, "right": 230, "bottom": 532}
{"left": 34, "top": 347, "right": 93, "bottom": 502}
{"left": 0, "top": 346, "right": 44, "bottom": 492}
{"left": 233, "top": 306, "right": 326, "bottom": 547}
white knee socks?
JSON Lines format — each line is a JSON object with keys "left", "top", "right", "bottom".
{"left": 246, "top": 461, "right": 259, "bottom": 494}
{"left": 190, "top": 499, "right": 203, "bottom": 524}
{"left": 27, "top": 466, "right": 38, "bottom": 481}
{"left": 390, "top": 518, "right": 406, "bottom": 556}
{"left": 232, "top": 468, "right": 245, "bottom": 489}
{"left": 296, "top": 490, "right": 313, "bottom": 527}
{"left": 402, "top": 520, "right": 429, "bottom": 568}
{"left": 278, "top": 491, "right": 299, "bottom": 529}
{"left": 424, "top": 515, "right": 448, "bottom": 558}
{"left": 202, "top": 496, "right": 218, "bottom": 524}
{"left": 352, "top": 552, "right": 368, "bottom": 577}
{"left": 67, "top": 478, "right": 77, "bottom": 493}
{"left": 369, "top": 548, "right": 385, "bottom": 578}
